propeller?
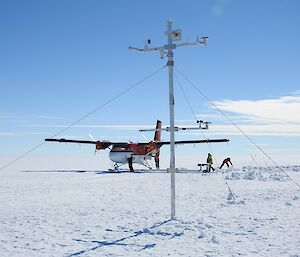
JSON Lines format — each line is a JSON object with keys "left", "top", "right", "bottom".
{"left": 89, "top": 134, "right": 98, "bottom": 156}
{"left": 89, "top": 134, "right": 96, "bottom": 141}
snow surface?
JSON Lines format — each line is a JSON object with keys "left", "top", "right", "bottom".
{"left": 0, "top": 166, "right": 300, "bottom": 257}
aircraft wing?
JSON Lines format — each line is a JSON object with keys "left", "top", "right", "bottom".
{"left": 45, "top": 138, "right": 98, "bottom": 144}
{"left": 45, "top": 138, "right": 128, "bottom": 149}
{"left": 157, "top": 138, "right": 229, "bottom": 147}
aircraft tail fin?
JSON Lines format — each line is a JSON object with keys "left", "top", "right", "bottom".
{"left": 154, "top": 120, "right": 161, "bottom": 142}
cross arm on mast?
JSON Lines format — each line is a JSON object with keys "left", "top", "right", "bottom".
{"left": 139, "top": 120, "right": 211, "bottom": 132}
{"left": 175, "top": 37, "right": 208, "bottom": 48}
{"left": 139, "top": 126, "right": 210, "bottom": 132}
{"left": 129, "top": 37, "right": 207, "bottom": 57}
{"left": 129, "top": 45, "right": 164, "bottom": 52}
{"left": 129, "top": 45, "right": 165, "bottom": 59}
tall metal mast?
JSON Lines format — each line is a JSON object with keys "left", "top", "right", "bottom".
{"left": 166, "top": 20, "right": 176, "bottom": 219}
{"left": 129, "top": 19, "right": 207, "bottom": 219}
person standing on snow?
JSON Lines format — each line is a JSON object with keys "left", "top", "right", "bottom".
{"left": 206, "top": 153, "right": 215, "bottom": 172}
{"left": 220, "top": 157, "right": 233, "bottom": 169}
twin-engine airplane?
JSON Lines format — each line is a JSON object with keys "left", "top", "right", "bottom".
{"left": 45, "top": 120, "right": 229, "bottom": 172}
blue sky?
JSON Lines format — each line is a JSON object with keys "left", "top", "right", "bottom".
{"left": 1, "top": 0, "right": 300, "bottom": 171}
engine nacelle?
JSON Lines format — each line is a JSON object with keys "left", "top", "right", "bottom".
{"left": 96, "top": 141, "right": 111, "bottom": 150}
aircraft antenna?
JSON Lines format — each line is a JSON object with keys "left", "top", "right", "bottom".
{"left": 129, "top": 19, "right": 207, "bottom": 219}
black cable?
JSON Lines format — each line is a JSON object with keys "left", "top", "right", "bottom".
{"left": 0, "top": 65, "right": 166, "bottom": 172}
{"left": 175, "top": 71, "right": 237, "bottom": 197}
{"left": 174, "top": 72, "right": 219, "bottom": 166}
{"left": 175, "top": 66, "right": 300, "bottom": 189}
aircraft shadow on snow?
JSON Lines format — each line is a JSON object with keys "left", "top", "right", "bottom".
{"left": 21, "top": 169, "right": 170, "bottom": 174}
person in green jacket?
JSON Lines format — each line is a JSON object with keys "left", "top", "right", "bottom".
{"left": 206, "top": 153, "right": 215, "bottom": 172}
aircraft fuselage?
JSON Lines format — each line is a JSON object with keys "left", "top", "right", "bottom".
{"left": 109, "top": 145, "right": 155, "bottom": 165}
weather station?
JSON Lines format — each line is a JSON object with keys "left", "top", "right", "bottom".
{"left": 129, "top": 19, "right": 211, "bottom": 219}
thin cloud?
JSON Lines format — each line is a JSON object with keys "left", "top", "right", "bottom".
{"left": 213, "top": 94, "right": 300, "bottom": 124}
{"left": 211, "top": 124, "right": 300, "bottom": 137}
{"left": 191, "top": 93, "right": 300, "bottom": 137}
{"left": 0, "top": 132, "right": 52, "bottom": 137}
{"left": 0, "top": 132, "right": 15, "bottom": 136}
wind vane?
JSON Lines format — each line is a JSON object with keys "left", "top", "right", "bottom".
{"left": 129, "top": 19, "right": 208, "bottom": 219}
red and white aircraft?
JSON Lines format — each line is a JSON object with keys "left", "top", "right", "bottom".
{"left": 45, "top": 120, "right": 229, "bottom": 172}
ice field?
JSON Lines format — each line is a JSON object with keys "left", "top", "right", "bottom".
{"left": 0, "top": 166, "right": 299, "bottom": 257}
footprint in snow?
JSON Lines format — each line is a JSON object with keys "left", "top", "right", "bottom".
{"left": 198, "top": 230, "right": 205, "bottom": 239}
{"left": 211, "top": 235, "right": 219, "bottom": 244}
{"left": 138, "top": 243, "right": 156, "bottom": 251}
